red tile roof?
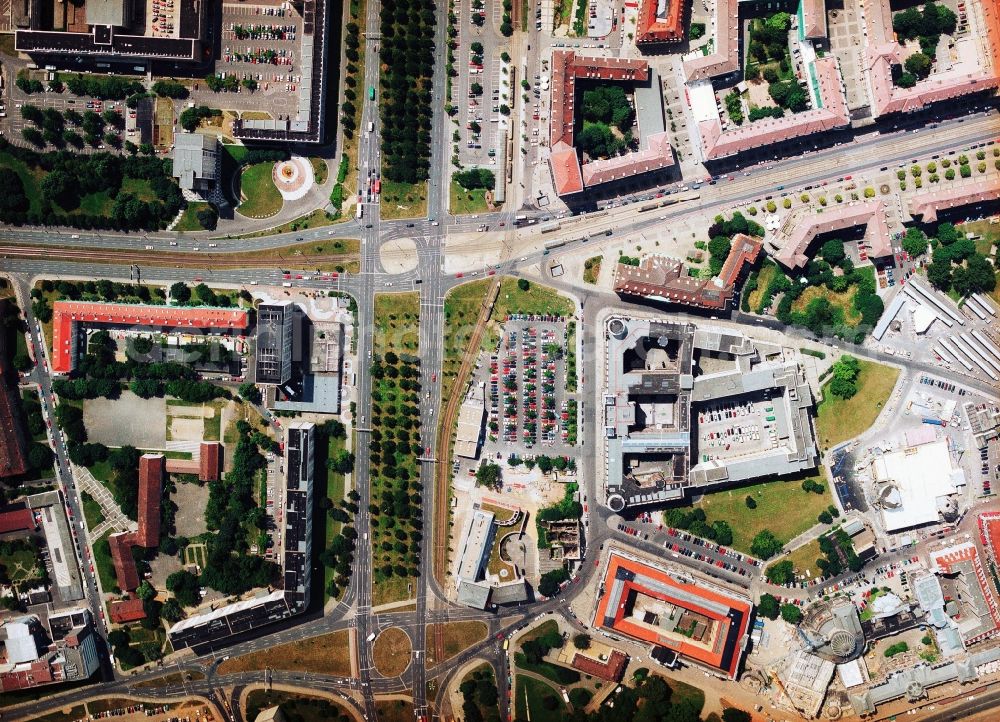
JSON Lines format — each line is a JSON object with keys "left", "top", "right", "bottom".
{"left": 108, "top": 454, "right": 164, "bottom": 592}
{"left": 908, "top": 178, "right": 1000, "bottom": 224}
{"left": 594, "top": 553, "right": 752, "bottom": 679}
{"left": 136, "top": 454, "right": 164, "bottom": 547}
{"left": 0, "top": 509, "right": 36, "bottom": 535}
{"left": 548, "top": 52, "right": 671, "bottom": 196}
{"left": 109, "top": 532, "right": 140, "bottom": 592}
{"left": 199, "top": 441, "right": 221, "bottom": 482}
{"left": 571, "top": 649, "right": 629, "bottom": 682}
{"left": 698, "top": 56, "right": 850, "bottom": 160}
{"left": 51, "top": 301, "right": 249, "bottom": 373}
{"left": 636, "top": 0, "right": 685, "bottom": 44}
{"left": 682, "top": 0, "right": 739, "bottom": 81}
{"left": 614, "top": 234, "right": 761, "bottom": 309}
{"left": 767, "top": 201, "right": 892, "bottom": 270}
{"left": 108, "top": 598, "right": 146, "bottom": 624}
{"left": 800, "top": 0, "right": 827, "bottom": 38}
{"left": 550, "top": 142, "right": 585, "bottom": 196}
{"left": 860, "top": 0, "right": 1000, "bottom": 118}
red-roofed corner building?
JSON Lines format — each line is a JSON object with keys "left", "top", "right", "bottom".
{"left": 859, "top": 0, "right": 1000, "bottom": 118}
{"left": 594, "top": 552, "right": 753, "bottom": 679}
{"left": 636, "top": 0, "right": 685, "bottom": 45}
{"left": 548, "top": 51, "right": 674, "bottom": 196}
{"left": 614, "top": 234, "right": 762, "bottom": 310}
{"left": 50, "top": 301, "right": 250, "bottom": 374}
{"left": 570, "top": 649, "right": 629, "bottom": 682}
{"left": 908, "top": 178, "right": 1000, "bottom": 224}
{"left": 108, "top": 454, "right": 164, "bottom": 594}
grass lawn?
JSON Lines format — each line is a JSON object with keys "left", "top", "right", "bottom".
{"left": 92, "top": 530, "right": 118, "bottom": 593}
{"left": 310, "top": 157, "right": 329, "bottom": 185}
{"left": 426, "top": 621, "right": 488, "bottom": 664}
{"left": 495, "top": 277, "right": 574, "bottom": 319}
{"left": 225, "top": 237, "right": 360, "bottom": 266}
{"left": 450, "top": 181, "right": 492, "bottom": 215}
{"left": 747, "top": 262, "right": 779, "bottom": 313}
{"left": 374, "top": 292, "right": 421, "bottom": 354}
{"left": 791, "top": 284, "right": 861, "bottom": 326}
{"left": 88, "top": 459, "right": 113, "bottom": 484}
{"left": 692, "top": 472, "right": 833, "bottom": 554}
{"left": 372, "top": 576, "right": 413, "bottom": 607}
{"left": 785, "top": 537, "right": 824, "bottom": 579}
{"left": 374, "top": 700, "right": 414, "bottom": 722}
{"left": 462, "top": 664, "right": 503, "bottom": 722}
{"left": 372, "top": 627, "right": 411, "bottom": 677}
{"left": 0, "top": 151, "right": 44, "bottom": 214}
{"left": 225, "top": 209, "right": 341, "bottom": 239}
{"left": 664, "top": 676, "right": 706, "bottom": 714}
{"left": 121, "top": 178, "right": 158, "bottom": 202}
{"left": 174, "top": 202, "right": 213, "bottom": 232}
{"left": 245, "top": 691, "right": 352, "bottom": 722}
{"left": 583, "top": 256, "right": 602, "bottom": 284}
{"left": 379, "top": 180, "right": 428, "bottom": 220}
{"left": 515, "top": 675, "right": 565, "bottom": 722}
{"left": 238, "top": 162, "right": 283, "bottom": 218}
{"left": 959, "top": 219, "right": 999, "bottom": 258}
{"left": 0, "top": 546, "right": 40, "bottom": 584}
{"left": 81, "top": 492, "right": 105, "bottom": 530}
{"left": 219, "top": 630, "right": 352, "bottom": 676}
{"left": 441, "top": 280, "right": 492, "bottom": 402}
{"left": 815, "top": 359, "right": 900, "bottom": 450}
{"left": 512, "top": 653, "right": 579, "bottom": 687}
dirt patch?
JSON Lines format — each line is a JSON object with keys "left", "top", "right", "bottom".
{"left": 426, "top": 621, "right": 488, "bottom": 665}
{"left": 218, "top": 630, "right": 353, "bottom": 677}
{"left": 171, "top": 481, "right": 210, "bottom": 537}
{"left": 372, "top": 628, "right": 412, "bottom": 677}
{"left": 84, "top": 393, "right": 166, "bottom": 448}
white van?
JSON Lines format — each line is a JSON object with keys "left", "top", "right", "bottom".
{"left": 368, "top": 121, "right": 374, "bottom": 133}
{"left": 282, "top": 282, "right": 292, "bottom": 287}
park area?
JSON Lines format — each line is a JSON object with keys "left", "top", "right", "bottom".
{"left": 237, "top": 162, "right": 283, "bottom": 218}
{"left": 815, "top": 359, "right": 899, "bottom": 449}
{"left": 690, "top": 473, "right": 834, "bottom": 554}
{"left": 370, "top": 293, "right": 423, "bottom": 605}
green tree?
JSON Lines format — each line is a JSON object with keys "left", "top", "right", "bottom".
{"left": 751, "top": 530, "right": 783, "bottom": 559}
{"left": 757, "top": 593, "right": 780, "bottom": 620}
{"left": 780, "top": 604, "right": 802, "bottom": 624}
{"left": 904, "top": 52, "right": 933, "bottom": 79}
{"left": 170, "top": 282, "right": 191, "bottom": 303}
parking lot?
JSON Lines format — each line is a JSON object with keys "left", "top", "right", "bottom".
{"left": 694, "top": 397, "right": 778, "bottom": 464}
{"left": 182, "top": 1, "right": 306, "bottom": 121}
{"left": 2, "top": 75, "right": 145, "bottom": 152}
{"left": 454, "top": 0, "right": 510, "bottom": 168}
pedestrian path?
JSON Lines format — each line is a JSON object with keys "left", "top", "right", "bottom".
{"left": 74, "top": 464, "right": 135, "bottom": 536}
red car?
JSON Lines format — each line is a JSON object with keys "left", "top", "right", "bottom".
{"left": 431, "top": 372, "right": 437, "bottom": 382}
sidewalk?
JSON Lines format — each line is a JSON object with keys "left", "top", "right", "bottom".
{"left": 75, "top": 464, "right": 136, "bottom": 536}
